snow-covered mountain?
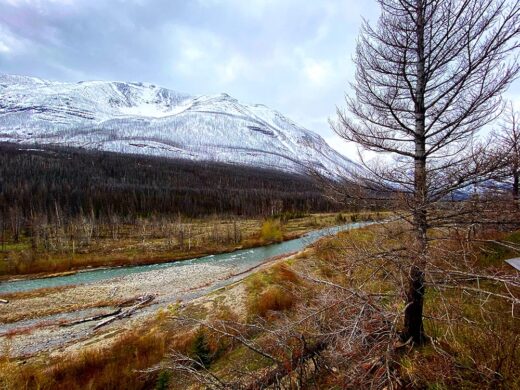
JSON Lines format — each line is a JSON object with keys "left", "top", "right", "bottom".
{"left": 0, "top": 74, "right": 356, "bottom": 176}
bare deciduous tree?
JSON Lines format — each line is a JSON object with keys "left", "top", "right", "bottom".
{"left": 332, "top": 0, "right": 520, "bottom": 344}
{"left": 493, "top": 102, "right": 520, "bottom": 205}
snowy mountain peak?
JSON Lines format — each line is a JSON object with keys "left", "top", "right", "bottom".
{"left": 0, "top": 74, "right": 356, "bottom": 176}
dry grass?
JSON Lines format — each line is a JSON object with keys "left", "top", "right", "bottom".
{"left": 1, "top": 327, "right": 168, "bottom": 390}
{"left": 401, "top": 295, "right": 520, "bottom": 389}
{"left": 0, "top": 285, "right": 72, "bottom": 301}
{"left": 253, "top": 286, "right": 295, "bottom": 318}
{"left": 0, "top": 293, "right": 125, "bottom": 324}
{"left": 410, "top": 228, "right": 517, "bottom": 388}
{"left": 0, "top": 285, "right": 259, "bottom": 389}
{"left": 246, "top": 263, "right": 299, "bottom": 319}
{"left": 0, "top": 213, "right": 351, "bottom": 277}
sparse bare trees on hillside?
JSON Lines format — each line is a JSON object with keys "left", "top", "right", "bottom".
{"left": 0, "top": 143, "right": 338, "bottom": 255}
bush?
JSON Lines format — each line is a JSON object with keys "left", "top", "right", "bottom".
{"left": 155, "top": 371, "right": 171, "bottom": 390}
{"left": 271, "top": 263, "right": 299, "bottom": 284}
{"left": 7, "top": 329, "right": 168, "bottom": 389}
{"left": 272, "top": 211, "right": 308, "bottom": 222}
{"left": 190, "top": 329, "right": 213, "bottom": 368}
{"left": 251, "top": 286, "right": 295, "bottom": 318}
{"left": 260, "top": 219, "right": 283, "bottom": 242}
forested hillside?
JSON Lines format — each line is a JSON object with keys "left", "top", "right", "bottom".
{"left": 0, "top": 142, "right": 336, "bottom": 223}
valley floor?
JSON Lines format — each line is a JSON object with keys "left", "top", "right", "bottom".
{"left": 1, "top": 212, "right": 370, "bottom": 277}
{"left": 0, "top": 213, "right": 378, "bottom": 363}
{"left": 3, "top": 215, "right": 516, "bottom": 389}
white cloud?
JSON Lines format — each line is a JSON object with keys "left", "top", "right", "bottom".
{"left": 325, "top": 135, "right": 360, "bottom": 160}
{"left": 197, "top": 0, "right": 276, "bottom": 19}
{"left": 1, "top": 0, "right": 75, "bottom": 6}
{"left": 505, "top": 91, "right": 520, "bottom": 111}
{"left": 0, "top": 25, "right": 29, "bottom": 56}
{"left": 171, "top": 26, "right": 223, "bottom": 77}
{"left": 175, "top": 46, "right": 206, "bottom": 75}
{"left": 303, "top": 58, "right": 333, "bottom": 86}
{"left": 0, "top": 41, "right": 11, "bottom": 53}
{"left": 217, "top": 55, "right": 248, "bottom": 84}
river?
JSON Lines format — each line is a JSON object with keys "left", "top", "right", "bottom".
{"left": 0, "top": 221, "right": 371, "bottom": 294}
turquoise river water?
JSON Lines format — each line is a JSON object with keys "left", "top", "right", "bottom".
{"left": 0, "top": 222, "right": 371, "bottom": 294}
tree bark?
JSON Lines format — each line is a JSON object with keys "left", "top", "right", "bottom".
{"left": 403, "top": 0, "right": 427, "bottom": 345}
{"left": 404, "top": 157, "right": 428, "bottom": 344}
{"left": 513, "top": 171, "right": 519, "bottom": 209}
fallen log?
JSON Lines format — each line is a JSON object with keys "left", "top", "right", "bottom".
{"left": 60, "top": 308, "right": 122, "bottom": 327}
{"left": 0, "top": 299, "right": 8, "bottom": 304}
{"left": 94, "top": 294, "right": 155, "bottom": 330}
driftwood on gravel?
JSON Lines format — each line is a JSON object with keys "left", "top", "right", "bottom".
{"left": 58, "top": 294, "right": 155, "bottom": 328}
{"left": 0, "top": 299, "right": 8, "bottom": 304}
{"left": 93, "top": 294, "right": 155, "bottom": 330}
{"left": 60, "top": 308, "right": 122, "bottom": 327}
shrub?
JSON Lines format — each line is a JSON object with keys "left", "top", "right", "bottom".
{"left": 7, "top": 329, "right": 168, "bottom": 389}
{"left": 190, "top": 329, "right": 213, "bottom": 368}
{"left": 260, "top": 219, "right": 283, "bottom": 242}
{"left": 271, "top": 263, "right": 299, "bottom": 284}
{"left": 273, "top": 211, "right": 308, "bottom": 222}
{"left": 154, "top": 371, "right": 171, "bottom": 390}
{"left": 252, "top": 286, "right": 295, "bottom": 318}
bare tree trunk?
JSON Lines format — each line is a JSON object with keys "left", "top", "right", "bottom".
{"left": 1, "top": 208, "right": 5, "bottom": 251}
{"left": 404, "top": 163, "right": 428, "bottom": 343}
{"left": 405, "top": 157, "right": 428, "bottom": 343}
{"left": 404, "top": 1, "right": 427, "bottom": 344}
{"left": 513, "top": 171, "right": 519, "bottom": 209}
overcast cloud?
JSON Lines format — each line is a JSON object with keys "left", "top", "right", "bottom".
{"left": 0, "top": 0, "right": 518, "bottom": 158}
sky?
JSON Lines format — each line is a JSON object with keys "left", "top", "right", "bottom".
{"left": 0, "top": 0, "right": 518, "bottom": 159}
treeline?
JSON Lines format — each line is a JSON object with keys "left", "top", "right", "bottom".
{"left": 0, "top": 142, "right": 337, "bottom": 229}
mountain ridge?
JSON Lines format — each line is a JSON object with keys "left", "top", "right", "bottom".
{"left": 0, "top": 74, "right": 356, "bottom": 176}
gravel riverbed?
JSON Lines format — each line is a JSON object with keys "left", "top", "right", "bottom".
{"left": 0, "top": 259, "right": 258, "bottom": 358}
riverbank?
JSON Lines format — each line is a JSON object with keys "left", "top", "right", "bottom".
{"left": 0, "top": 212, "right": 386, "bottom": 278}
{"left": 0, "top": 231, "right": 305, "bottom": 284}
{"left": 0, "top": 221, "right": 373, "bottom": 361}
{"left": 0, "top": 248, "right": 301, "bottom": 356}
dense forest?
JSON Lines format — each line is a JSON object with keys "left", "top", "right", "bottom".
{"left": 0, "top": 142, "right": 337, "bottom": 223}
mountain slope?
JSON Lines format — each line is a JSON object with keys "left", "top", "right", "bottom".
{"left": 0, "top": 74, "right": 356, "bottom": 176}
